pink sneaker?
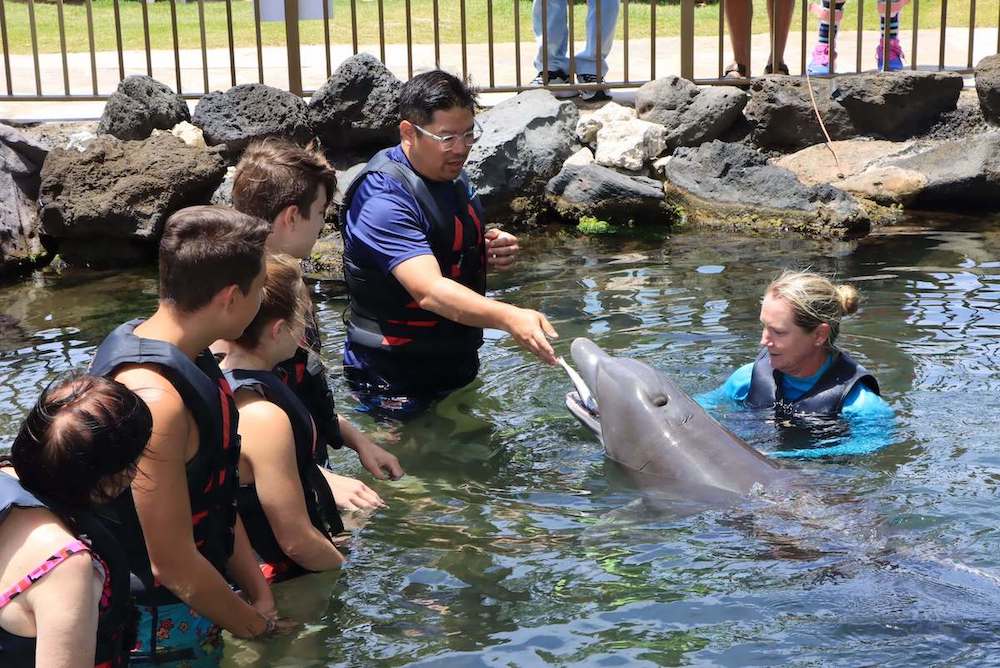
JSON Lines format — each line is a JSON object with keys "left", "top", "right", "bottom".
{"left": 807, "top": 43, "right": 835, "bottom": 75}
{"left": 876, "top": 38, "right": 905, "bottom": 71}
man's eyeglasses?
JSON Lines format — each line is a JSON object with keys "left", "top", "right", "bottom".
{"left": 411, "top": 121, "right": 483, "bottom": 150}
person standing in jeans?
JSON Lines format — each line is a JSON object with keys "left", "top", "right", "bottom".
{"left": 531, "top": 0, "right": 619, "bottom": 101}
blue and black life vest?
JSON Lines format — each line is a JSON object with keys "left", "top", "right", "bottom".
{"left": 89, "top": 319, "right": 240, "bottom": 607}
{"left": 341, "top": 148, "right": 486, "bottom": 357}
{"left": 0, "top": 473, "right": 136, "bottom": 668}
{"left": 224, "top": 368, "right": 343, "bottom": 583}
{"left": 746, "top": 349, "right": 880, "bottom": 416}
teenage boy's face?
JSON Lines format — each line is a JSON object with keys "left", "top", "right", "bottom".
{"left": 229, "top": 259, "right": 267, "bottom": 339}
{"left": 284, "top": 184, "right": 329, "bottom": 260}
{"left": 411, "top": 106, "right": 476, "bottom": 182}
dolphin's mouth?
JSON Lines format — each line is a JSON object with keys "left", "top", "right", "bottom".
{"left": 560, "top": 357, "right": 602, "bottom": 437}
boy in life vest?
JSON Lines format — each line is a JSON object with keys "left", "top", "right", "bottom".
{"left": 341, "top": 70, "right": 559, "bottom": 419}
{"left": 229, "top": 139, "right": 403, "bottom": 509}
{"left": 90, "top": 206, "right": 277, "bottom": 664}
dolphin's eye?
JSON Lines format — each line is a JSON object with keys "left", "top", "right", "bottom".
{"left": 652, "top": 396, "right": 668, "bottom": 407}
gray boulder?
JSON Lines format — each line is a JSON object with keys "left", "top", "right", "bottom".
{"left": 302, "top": 231, "right": 344, "bottom": 282}
{"left": 193, "top": 83, "right": 314, "bottom": 156}
{"left": 210, "top": 166, "right": 236, "bottom": 206}
{"left": 885, "top": 130, "right": 1000, "bottom": 208}
{"left": 833, "top": 71, "right": 963, "bottom": 138}
{"left": 464, "top": 89, "right": 579, "bottom": 222}
{"left": 545, "top": 163, "right": 674, "bottom": 225}
{"left": 308, "top": 53, "right": 401, "bottom": 156}
{"left": 39, "top": 134, "right": 227, "bottom": 266}
{"left": 97, "top": 76, "right": 190, "bottom": 141}
{"left": 0, "top": 124, "right": 50, "bottom": 279}
{"left": 744, "top": 77, "right": 855, "bottom": 150}
{"left": 975, "top": 54, "right": 1000, "bottom": 125}
{"left": 635, "top": 76, "right": 748, "bottom": 152}
{"left": 662, "top": 141, "right": 876, "bottom": 237}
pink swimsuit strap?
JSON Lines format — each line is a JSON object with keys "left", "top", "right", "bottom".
{"left": 0, "top": 539, "right": 90, "bottom": 609}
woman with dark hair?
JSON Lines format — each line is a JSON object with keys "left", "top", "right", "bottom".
{"left": 0, "top": 373, "right": 151, "bottom": 668}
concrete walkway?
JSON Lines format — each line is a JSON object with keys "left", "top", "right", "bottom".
{"left": 1, "top": 26, "right": 993, "bottom": 121}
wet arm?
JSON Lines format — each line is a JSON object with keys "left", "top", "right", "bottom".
{"left": 120, "top": 374, "right": 268, "bottom": 639}
{"left": 30, "top": 552, "right": 102, "bottom": 668}
{"left": 240, "top": 399, "right": 344, "bottom": 572}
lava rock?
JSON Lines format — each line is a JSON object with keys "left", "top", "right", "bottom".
{"left": 464, "top": 89, "right": 579, "bottom": 223}
{"left": 308, "top": 53, "right": 402, "bottom": 157}
{"left": 193, "top": 83, "right": 314, "bottom": 156}
{"left": 39, "top": 134, "right": 226, "bottom": 266}
{"left": 545, "top": 162, "right": 673, "bottom": 225}
{"left": 97, "top": 75, "right": 190, "bottom": 141}
{"left": 635, "top": 76, "right": 748, "bottom": 152}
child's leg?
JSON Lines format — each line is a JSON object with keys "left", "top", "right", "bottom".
{"left": 808, "top": 0, "right": 845, "bottom": 74}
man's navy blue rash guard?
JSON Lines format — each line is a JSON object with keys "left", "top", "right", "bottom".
{"left": 341, "top": 145, "right": 485, "bottom": 388}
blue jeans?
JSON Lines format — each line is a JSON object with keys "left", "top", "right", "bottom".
{"left": 532, "top": 0, "right": 620, "bottom": 78}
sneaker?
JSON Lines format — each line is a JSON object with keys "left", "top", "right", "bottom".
{"left": 876, "top": 38, "right": 904, "bottom": 71}
{"left": 807, "top": 42, "right": 835, "bottom": 75}
{"left": 530, "top": 70, "right": 577, "bottom": 98}
{"left": 577, "top": 73, "right": 611, "bottom": 102}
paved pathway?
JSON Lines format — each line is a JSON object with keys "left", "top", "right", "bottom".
{"left": 1, "top": 26, "right": 993, "bottom": 120}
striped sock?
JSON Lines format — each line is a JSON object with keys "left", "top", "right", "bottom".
{"left": 817, "top": 0, "right": 846, "bottom": 44}
{"left": 879, "top": 13, "right": 900, "bottom": 39}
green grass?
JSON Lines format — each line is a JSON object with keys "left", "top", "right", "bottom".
{"left": 0, "top": 0, "right": 988, "bottom": 55}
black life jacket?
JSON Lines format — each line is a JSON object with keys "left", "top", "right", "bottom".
{"left": 745, "top": 349, "right": 880, "bottom": 416}
{"left": 89, "top": 319, "right": 240, "bottom": 606}
{"left": 0, "top": 473, "right": 136, "bottom": 668}
{"left": 341, "top": 148, "right": 486, "bottom": 357}
{"left": 274, "top": 306, "right": 344, "bottom": 462}
{"left": 225, "top": 369, "right": 343, "bottom": 583}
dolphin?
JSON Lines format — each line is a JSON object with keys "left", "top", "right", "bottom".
{"left": 563, "top": 338, "right": 792, "bottom": 500}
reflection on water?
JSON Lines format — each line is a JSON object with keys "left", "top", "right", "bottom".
{"left": 3, "top": 216, "right": 1000, "bottom": 665}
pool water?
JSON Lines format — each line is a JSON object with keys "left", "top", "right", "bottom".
{"left": 2, "top": 215, "right": 1000, "bottom": 666}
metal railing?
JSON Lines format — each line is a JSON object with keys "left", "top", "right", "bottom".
{"left": 0, "top": 0, "right": 992, "bottom": 102}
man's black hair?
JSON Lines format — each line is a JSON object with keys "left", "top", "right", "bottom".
{"left": 399, "top": 70, "right": 478, "bottom": 126}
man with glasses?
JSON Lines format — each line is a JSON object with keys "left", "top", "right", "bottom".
{"left": 341, "top": 70, "right": 559, "bottom": 419}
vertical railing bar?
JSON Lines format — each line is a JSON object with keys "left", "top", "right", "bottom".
{"left": 882, "top": 0, "right": 891, "bottom": 70}
{"left": 541, "top": 0, "right": 548, "bottom": 84}
{"left": 27, "top": 0, "right": 41, "bottom": 95}
{"left": 226, "top": 0, "right": 237, "bottom": 86}
{"left": 487, "top": 0, "right": 495, "bottom": 86}
{"left": 170, "top": 0, "right": 182, "bottom": 92}
{"left": 322, "top": 0, "right": 332, "bottom": 78}
{"left": 112, "top": 0, "right": 125, "bottom": 80}
{"left": 141, "top": 0, "right": 152, "bottom": 76}
{"left": 253, "top": 0, "right": 264, "bottom": 82}
{"left": 650, "top": 0, "right": 656, "bottom": 80}
{"left": 85, "top": 0, "right": 97, "bottom": 94}
{"left": 569, "top": 0, "right": 575, "bottom": 81}
{"left": 830, "top": 0, "right": 837, "bottom": 73}
{"left": 680, "top": 0, "right": 693, "bottom": 80}
{"left": 939, "top": 0, "right": 947, "bottom": 69}
{"left": 198, "top": 0, "right": 209, "bottom": 93}
{"left": 0, "top": 0, "right": 12, "bottom": 95}
{"left": 56, "top": 0, "right": 69, "bottom": 95}
{"left": 460, "top": 0, "right": 467, "bottom": 79}
{"left": 350, "top": 0, "right": 358, "bottom": 54}
{"left": 719, "top": 0, "right": 725, "bottom": 78}
{"left": 912, "top": 0, "right": 919, "bottom": 68}
{"left": 405, "top": 0, "right": 413, "bottom": 79}
{"left": 377, "top": 0, "right": 385, "bottom": 63}
{"left": 433, "top": 0, "right": 440, "bottom": 67}
{"left": 284, "top": 0, "right": 303, "bottom": 95}
{"left": 857, "top": 0, "right": 864, "bottom": 72}
{"left": 624, "top": 0, "right": 631, "bottom": 82}
{"left": 967, "top": 0, "right": 975, "bottom": 69}
{"left": 514, "top": 0, "right": 522, "bottom": 87}
{"left": 801, "top": 0, "right": 807, "bottom": 73}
